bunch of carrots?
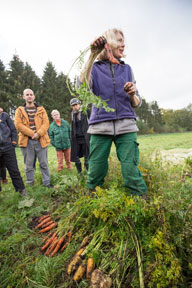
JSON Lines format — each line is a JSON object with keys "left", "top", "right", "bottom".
{"left": 67, "top": 235, "right": 95, "bottom": 282}
{"left": 32, "top": 214, "right": 73, "bottom": 257}
{"left": 41, "top": 230, "right": 72, "bottom": 257}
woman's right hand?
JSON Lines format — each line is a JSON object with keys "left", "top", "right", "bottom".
{"left": 90, "top": 36, "right": 106, "bottom": 54}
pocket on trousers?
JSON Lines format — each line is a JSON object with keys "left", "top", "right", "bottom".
{"left": 134, "top": 141, "right": 139, "bottom": 165}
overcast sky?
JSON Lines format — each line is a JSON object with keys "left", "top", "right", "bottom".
{"left": 0, "top": 0, "right": 191, "bottom": 109}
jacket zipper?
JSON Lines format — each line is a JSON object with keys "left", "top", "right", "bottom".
{"left": 109, "top": 63, "right": 117, "bottom": 136}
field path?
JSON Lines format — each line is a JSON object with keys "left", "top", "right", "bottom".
{"left": 152, "top": 148, "right": 192, "bottom": 164}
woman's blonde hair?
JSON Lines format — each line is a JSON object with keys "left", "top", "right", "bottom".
{"left": 51, "top": 109, "right": 60, "bottom": 117}
{"left": 97, "top": 28, "right": 125, "bottom": 61}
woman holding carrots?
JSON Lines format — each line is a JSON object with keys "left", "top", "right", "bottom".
{"left": 80, "top": 28, "right": 147, "bottom": 196}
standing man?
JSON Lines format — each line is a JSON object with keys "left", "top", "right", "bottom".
{"left": 15, "top": 89, "right": 52, "bottom": 188}
{"left": 0, "top": 107, "right": 8, "bottom": 185}
{"left": 0, "top": 107, "right": 26, "bottom": 196}
{"left": 70, "top": 98, "right": 90, "bottom": 173}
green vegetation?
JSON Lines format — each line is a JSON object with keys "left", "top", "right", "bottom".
{"left": 0, "top": 133, "right": 192, "bottom": 287}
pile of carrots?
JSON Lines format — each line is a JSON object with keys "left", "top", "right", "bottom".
{"left": 67, "top": 236, "right": 95, "bottom": 282}
{"left": 34, "top": 214, "right": 56, "bottom": 233}
{"left": 32, "top": 214, "right": 72, "bottom": 257}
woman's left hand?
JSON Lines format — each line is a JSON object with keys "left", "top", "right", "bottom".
{"left": 124, "top": 82, "right": 136, "bottom": 97}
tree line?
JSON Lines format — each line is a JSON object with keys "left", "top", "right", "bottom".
{"left": 0, "top": 55, "right": 192, "bottom": 134}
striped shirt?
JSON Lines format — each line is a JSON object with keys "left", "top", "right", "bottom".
{"left": 25, "top": 106, "right": 37, "bottom": 131}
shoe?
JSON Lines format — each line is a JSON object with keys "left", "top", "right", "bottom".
{"left": 44, "top": 184, "right": 54, "bottom": 188}
{"left": 75, "top": 162, "right": 82, "bottom": 174}
{"left": 84, "top": 163, "right": 89, "bottom": 171}
{"left": 21, "top": 188, "right": 28, "bottom": 197}
{"left": 2, "top": 179, "right": 8, "bottom": 184}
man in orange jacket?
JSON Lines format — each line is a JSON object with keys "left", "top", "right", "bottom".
{"left": 15, "top": 89, "right": 52, "bottom": 188}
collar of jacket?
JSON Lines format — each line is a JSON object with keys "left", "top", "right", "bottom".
{"left": 97, "top": 59, "right": 125, "bottom": 65}
{"left": 18, "top": 104, "right": 44, "bottom": 119}
{"left": 23, "top": 102, "right": 40, "bottom": 108}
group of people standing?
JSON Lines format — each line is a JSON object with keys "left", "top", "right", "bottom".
{"left": 0, "top": 28, "right": 147, "bottom": 198}
{"left": 0, "top": 91, "right": 90, "bottom": 196}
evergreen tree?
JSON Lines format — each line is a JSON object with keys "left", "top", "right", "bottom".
{"left": 40, "top": 61, "right": 58, "bottom": 118}
{"left": 56, "top": 72, "right": 72, "bottom": 122}
{"left": 7, "top": 55, "right": 25, "bottom": 116}
{"left": 0, "top": 59, "right": 9, "bottom": 112}
{"left": 23, "top": 62, "right": 41, "bottom": 103}
{"left": 40, "top": 62, "right": 72, "bottom": 121}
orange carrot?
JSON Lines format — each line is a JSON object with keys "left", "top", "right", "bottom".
{"left": 50, "top": 237, "right": 65, "bottom": 257}
{"left": 42, "top": 231, "right": 54, "bottom": 243}
{"left": 60, "top": 231, "right": 72, "bottom": 252}
{"left": 37, "top": 214, "right": 50, "bottom": 222}
{"left": 105, "top": 43, "right": 119, "bottom": 64}
{"left": 60, "top": 241, "right": 69, "bottom": 252}
{"left": 41, "top": 220, "right": 54, "bottom": 229}
{"left": 35, "top": 217, "right": 51, "bottom": 229}
{"left": 39, "top": 223, "right": 56, "bottom": 233}
{"left": 41, "top": 232, "right": 57, "bottom": 251}
{"left": 45, "top": 238, "right": 58, "bottom": 256}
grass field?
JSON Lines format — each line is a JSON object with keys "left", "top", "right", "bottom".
{"left": 0, "top": 132, "right": 192, "bottom": 288}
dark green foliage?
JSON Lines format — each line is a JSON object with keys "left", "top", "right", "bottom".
{"left": 0, "top": 60, "right": 9, "bottom": 112}
{"left": 39, "top": 62, "right": 72, "bottom": 121}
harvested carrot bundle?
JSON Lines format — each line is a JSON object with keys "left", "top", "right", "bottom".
{"left": 41, "top": 220, "right": 54, "bottom": 229}
{"left": 39, "top": 223, "right": 56, "bottom": 233}
{"left": 41, "top": 232, "right": 57, "bottom": 251}
{"left": 73, "top": 263, "right": 86, "bottom": 282}
{"left": 37, "top": 214, "right": 50, "bottom": 222}
{"left": 80, "top": 236, "right": 89, "bottom": 248}
{"left": 42, "top": 231, "right": 55, "bottom": 243}
{"left": 86, "top": 258, "right": 95, "bottom": 279}
{"left": 67, "top": 255, "right": 82, "bottom": 276}
{"left": 50, "top": 237, "right": 65, "bottom": 257}
{"left": 35, "top": 217, "right": 51, "bottom": 229}
{"left": 45, "top": 237, "right": 58, "bottom": 256}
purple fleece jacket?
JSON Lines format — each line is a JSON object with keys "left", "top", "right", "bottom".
{"left": 89, "top": 60, "right": 137, "bottom": 125}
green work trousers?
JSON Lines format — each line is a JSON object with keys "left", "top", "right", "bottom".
{"left": 87, "top": 132, "right": 147, "bottom": 195}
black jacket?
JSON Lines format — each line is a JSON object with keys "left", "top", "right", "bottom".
{"left": 0, "top": 112, "right": 17, "bottom": 151}
{"left": 70, "top": 110, "right": 90, "bottom": 162}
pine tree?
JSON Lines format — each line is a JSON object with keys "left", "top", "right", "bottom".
{"left": 40, "top": 61, "right": 58, "bottom": 118}
{"left": 40, "top": 62, "right": 72, "bottom": 121}
{"left": 56, "top": 72, "right": 72, "bottom": 122}
{"left": 23, "top": 62, "right": 41, "bottom": 103}
{"left": 0, "top": 59, "right": 9, "bottom": 112}
{"left": 7, "top": 55, "right": 25, "bottom": 117}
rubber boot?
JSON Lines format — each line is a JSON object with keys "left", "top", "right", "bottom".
{"left": 84, "top": 162, "right": 89, "bottom": 171}
{"left": 75, "top": 162, "right": 82, "bottom": 174}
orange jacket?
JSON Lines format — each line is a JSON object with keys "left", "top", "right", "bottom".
{"left": 15, "top": 105, "right": 50, "bottom": 148}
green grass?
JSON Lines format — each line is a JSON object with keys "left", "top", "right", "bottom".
{"left": 138, "top": 132, "right": 192, "bottom": 153}
{"left": 0, "top": 132, "right": 192, "bottom": 288}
